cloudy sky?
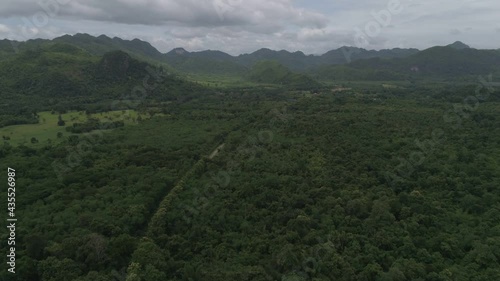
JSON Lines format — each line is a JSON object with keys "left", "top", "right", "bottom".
{"left": 0, "top": 0, "right": 499, "bottom": 55}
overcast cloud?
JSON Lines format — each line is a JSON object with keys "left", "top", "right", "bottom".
{"left": 0, "top": 0, "right": 498, "bottom": 55}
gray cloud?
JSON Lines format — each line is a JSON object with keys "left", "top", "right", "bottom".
{"left": 0, "top": 0, "right": 499, "bottom": 55}
{"left": 0, "top": 0, "right": 328, "bottom": 28}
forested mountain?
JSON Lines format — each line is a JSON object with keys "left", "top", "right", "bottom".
{"left": 447, "top": 41, "right": 471, "bottom": 50}
{"left": 313, "top": 42, "right": 500, "bottom": 81}
{"left": 247, "top": 60, "right": 322, "bottom": 89}
{"left": 1, "top": 34, "right": 166, "bottom": 64}
{"left": 236, "top": 49, "right": 317, "bottom": 71}
{"left": 0, "top": 44, "right": 205, "bottom": 128}
{"left": 164, "top": 48, "right": 248, "bottom": 76}
{"left": 0, "top": 34, "right": 420, "bottom": 75}
{"left": 165, "top": 46, "right": 420, "bottom": 73}
{"left": 3, "top": 34, "right": 499, "bottom": 81}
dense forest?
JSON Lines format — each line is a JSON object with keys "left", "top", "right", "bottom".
{"left": 0, "top": 38, "right": 499, "bottom": 281}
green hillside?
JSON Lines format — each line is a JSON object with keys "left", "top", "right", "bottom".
{"left": 248, "top": 60, "right": 322, "bottom": 89}
{"left": 0, "top": 45, "right": 207, "bottom": 128}
{"left": 313, "top": 43, "right": 500, "bottom": 81}
{"left": 1, "top": 34, "right": 174, "bottom": 72}
{"left": 164, "top": 48, "right": 248, "bottom": 76}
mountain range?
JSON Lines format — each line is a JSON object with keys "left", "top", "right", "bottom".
{"left": 0, "top": 33, "right": 420, "bottom": 73}
{"left": 1, "top": 33, "right": 500, "bottom": 82}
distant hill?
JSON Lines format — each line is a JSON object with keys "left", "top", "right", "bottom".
{"left": 163, "top": 46, "right": 420, "bottom": 75}
{"left": 164, "top": 48, "right": 248, "bottom": 76}
{"left": 314, "top": 44, "right": 500, "bottom": 81}
{"left": 53, "top": 33, "right": 165, "bottom": 61}
{"left": 0, "top": 44, "right": 206, "bottom": 121}
{"left": 321, "top": 47, "right": 419, "bottom": 64}
{"left": 162, "top": 46, "right": 416, "bottom": 76}
{"left": 0, "top": 34, "right": 172, "bottom": 71}
{"left": 236, "top": 48, "right": 316, "bottom": 71}
{"left": 248, "top": 60, "right": 322, "bottom": 89}
{"left": 447, "top": 41, "right": 471, "bottom": 50}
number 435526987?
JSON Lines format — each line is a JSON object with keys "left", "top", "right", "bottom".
{"left": 7, "top": 168, "right": 15, "bottom": 217}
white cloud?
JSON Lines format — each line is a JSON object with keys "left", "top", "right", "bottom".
{"left": 0, "top": 24, "right": 10, "bottom": 33}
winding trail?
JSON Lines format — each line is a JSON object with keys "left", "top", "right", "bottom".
{"left": 209, "top": 143, "right": 225, "bottom": 159}
{"left": 125, "top": 143, "right": 226, "bottom": 277}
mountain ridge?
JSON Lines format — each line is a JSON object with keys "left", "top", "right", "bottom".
{"left": 0, "top": 33, "right": 422, "bottom": 68}
{"left": 1, "top": 34, "right": 498, "bottom": 80}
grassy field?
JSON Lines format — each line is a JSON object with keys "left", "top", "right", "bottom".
{"left": 0, "top": 110, "right": 144, "bottom": 146}
{"left": 181, "top": 73, "right": 279, "bottom": 89}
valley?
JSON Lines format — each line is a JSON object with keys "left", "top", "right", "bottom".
{"left": 0, "top": 35, "right": 499, "bottom": 281}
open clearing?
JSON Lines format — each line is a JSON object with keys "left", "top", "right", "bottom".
{"left": 0, "top": 110, "right": 144, "bottom": 146}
